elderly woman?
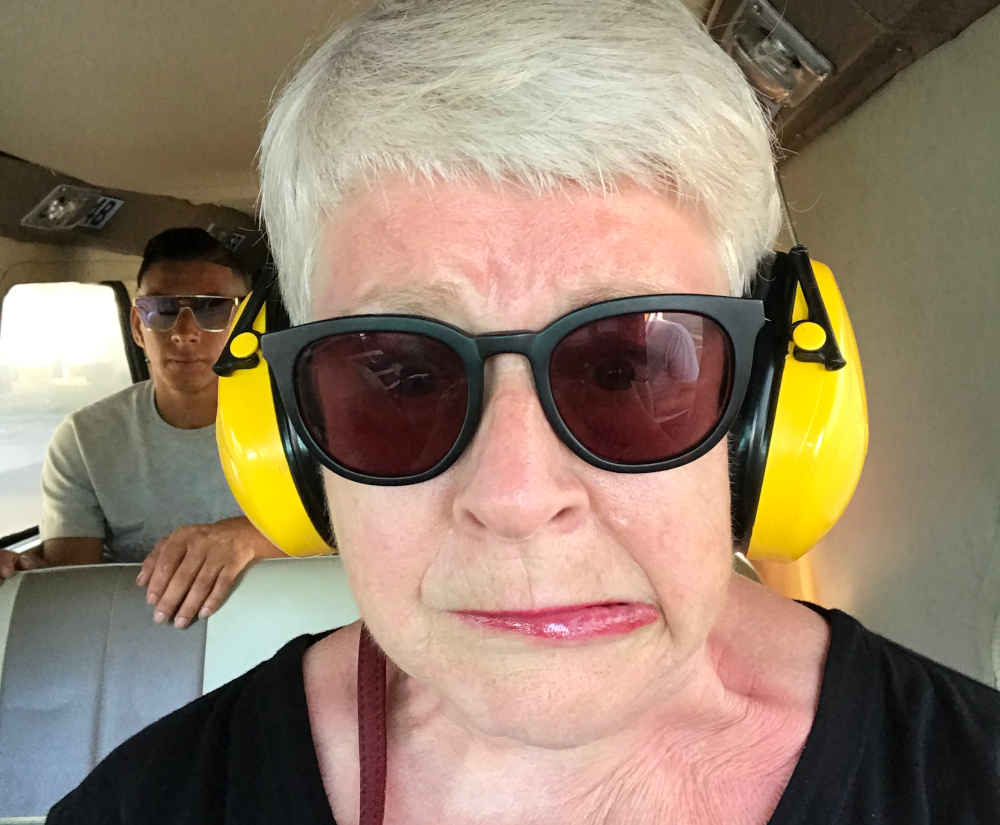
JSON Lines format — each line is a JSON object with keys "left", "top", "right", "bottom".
{"left": 50, "top": 1, "right": 999, "bottom": 823}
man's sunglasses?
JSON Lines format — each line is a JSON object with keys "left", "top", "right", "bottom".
{"left": 134, "top": 295, "right": 243, "bottom": 333}
{"left": 257, "top": 295, "right": 765, "bottom": 485}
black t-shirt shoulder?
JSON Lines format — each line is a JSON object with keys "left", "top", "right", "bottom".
{"left": 47, "top": 630, "right": 338, "bottom": 825}
{"left": 768, "top": 604, "right": 1000, "bottom": 825}
{"left": 48, "top": 607, "right": 1000, "bottom": 824}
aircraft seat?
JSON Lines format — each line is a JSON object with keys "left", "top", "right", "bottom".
{"left": 0, "top": 556, "right": 358, "bottom": 822}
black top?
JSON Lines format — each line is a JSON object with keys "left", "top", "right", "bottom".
{"left": 48, "top": 605, "right": 1000, "bottom": 824}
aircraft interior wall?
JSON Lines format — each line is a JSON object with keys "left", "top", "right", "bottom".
{"left": 776, "top": 5, "right": 1000, "bottom": 687}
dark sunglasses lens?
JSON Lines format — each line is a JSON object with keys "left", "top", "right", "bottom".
{"left": 295, "top": 331, "right": 469, "bottom": 477}
{"left": 136, "top": 297, "right": 180, "bottom": 331}
{"left": 191, "top": 297, "right": 237, "bottom": 331}
{"left": 549, "top": 312, "right": 733, "bottom": 464}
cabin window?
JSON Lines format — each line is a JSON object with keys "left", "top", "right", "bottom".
{"left": 0, "top": 282, "right": 133, "bottom": 536}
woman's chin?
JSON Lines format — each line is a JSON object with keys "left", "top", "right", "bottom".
{"left": 399, "top": 640, "right": 671, "bottom": 749}
{"left": 447, "top": 680, "right": 654, "bottom": 749}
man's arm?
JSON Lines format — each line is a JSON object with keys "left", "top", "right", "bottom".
{"left": 2, "top": 415, "right": 110, "bottom": 582}
{"left": 0, "top": 537, "right": 104, "bottom": 581}
{"left": 136, "top": 516, "right": 285, "bottom": 628}
{"left": 42, "top": 537, "right": 105, "bottom": 565}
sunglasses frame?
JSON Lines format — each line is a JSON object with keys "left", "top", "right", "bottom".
{"left": 133, "top": 294, "right": 243, "bottom": 333}
{"left": 260, "top": 295, "right": 766, "bottom": 486}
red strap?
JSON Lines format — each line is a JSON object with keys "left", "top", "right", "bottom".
{"left": 357, "top": 624, "right": 388, "bottom": 825}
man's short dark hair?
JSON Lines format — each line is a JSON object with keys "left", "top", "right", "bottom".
{"left": 137, "top": 227, "right": 251, "bottom": 291}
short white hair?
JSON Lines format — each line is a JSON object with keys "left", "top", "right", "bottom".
{"left": 260, "top": 0, "right": 782, "bottom": 323}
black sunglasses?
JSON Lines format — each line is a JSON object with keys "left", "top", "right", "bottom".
{"left": 256, "top": 295, "right": 765, "bottom": 485}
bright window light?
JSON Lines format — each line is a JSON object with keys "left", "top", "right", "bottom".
{"left": 0, "top": 282, "right": 133, "bottom": 536}
{"left": 1, "top": 282, "right": 128, "bottom": 371}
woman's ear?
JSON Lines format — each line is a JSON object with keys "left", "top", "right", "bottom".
{"left": 130, "top": 306, "right": 146, "bottom": 351}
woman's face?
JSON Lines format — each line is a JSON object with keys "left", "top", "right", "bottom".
{"left": 313, "top": 177, "right": 735, "bottom": 746}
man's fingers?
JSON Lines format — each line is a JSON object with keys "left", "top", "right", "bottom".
{"left": 143, "top": 522, "right": 254, "bottom": 626}
{"left": 1, "top": 549, "right": 48, "bottom": 577}
{"left": 145, "top": 537, "right": 189, "bottom": 605}
{"left": 197, "top": 567, "right": 240, "bottom": 622}
{"left": 136, "top": 549, "right": 158, "bottom": 587}
{"left": 152, "top": 554, "right": 205, "bottom": 624}
{"left": 15, "top": 552, "right": 44, "bottom": 571}
{"left": 0, "top": 549, "right": 17, "bottom": 578}
{"left": 172, "top": 565, "right": 221, "bottom": 629}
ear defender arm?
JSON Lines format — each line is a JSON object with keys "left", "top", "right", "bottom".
{"left": 785, "top": 245, "right": 847, "bottom": 370}
{"left": 213, "top": 285, "right": 271, "bottom": 377}
{"left": 212, "top": 283, "right": 335, "bottom": 557}
{"left": 732, "top": 248, "right": 869, "bottom": 561}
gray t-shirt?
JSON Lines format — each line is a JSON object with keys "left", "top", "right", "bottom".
{"left": 40, "top": 381, "right": 243, "bottom": 562}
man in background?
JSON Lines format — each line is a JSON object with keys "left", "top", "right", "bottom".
{"left": 0, "top": 227, "right": 285, "bottom": 628}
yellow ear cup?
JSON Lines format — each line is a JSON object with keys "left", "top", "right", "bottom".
{"left": 747, "top": 260, "right": 869, "bottom": 561}
{"left": 215, "top": 296, "right": 332, "bottom": 557}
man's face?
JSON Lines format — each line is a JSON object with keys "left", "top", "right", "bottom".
{"left": 131, "top": 260, "right": 246, "bottom": 396}
{"left": 315, "top": 177, "right": 735, "bottom": 746}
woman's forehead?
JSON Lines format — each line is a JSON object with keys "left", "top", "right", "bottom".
{"left": 314, "top": 177, "right": 727, "bottom": 324}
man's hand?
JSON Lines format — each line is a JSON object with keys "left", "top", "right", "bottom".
{"left": 0, "top": 548, "right": 49, "bottom": 581}
{"left": 136, "top": 517, "right": 283, "bottom": 629}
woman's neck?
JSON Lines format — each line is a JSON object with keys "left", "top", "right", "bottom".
{"left": 307, "top": 580, "right": 829, "bottom": 825}
{"left": 383, "top": 582, "right": 828, "bottom": 825}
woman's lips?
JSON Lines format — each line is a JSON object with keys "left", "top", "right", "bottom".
{"left": 454, "top": 602, "right": 659, "bottom": 640}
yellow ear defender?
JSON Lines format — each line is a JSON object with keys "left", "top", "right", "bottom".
{"left": 731, "top": 246, "right": 869, "bottom": 560}
{"left": 214, "top": 285, "right": 334, "bottom": 556}
{"left": 214, "top": 247, "right": 867, "bottom": 561}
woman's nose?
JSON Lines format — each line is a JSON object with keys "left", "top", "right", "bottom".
{"left": 451, "top": 358, "right": 589, "bottom": 541}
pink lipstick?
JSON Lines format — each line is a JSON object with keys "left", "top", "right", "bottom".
{"left": 455, "top": 602, "right": 658, "bottom": 640}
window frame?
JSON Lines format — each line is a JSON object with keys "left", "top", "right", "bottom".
{"left": 0, "top": 279, "right": 146, "bottom": 539}
{"left": 101, "top": 279, "right": 150, "bottom": 383}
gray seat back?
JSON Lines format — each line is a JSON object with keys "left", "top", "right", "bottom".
{"left": 0, "top": 556, "right": 358, "bottom": 821}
